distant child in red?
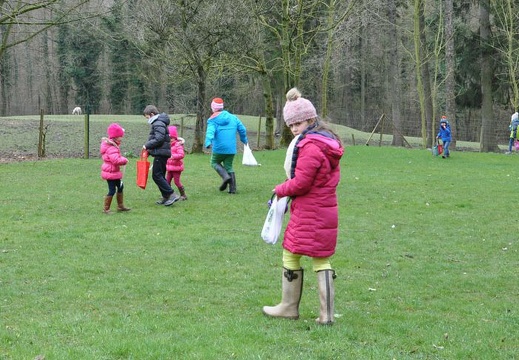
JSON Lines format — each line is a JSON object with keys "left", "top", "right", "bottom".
{"left": 100, "top": 123, "right": 130, "bottom": 213}
{"left": 166, "top": 126, "right": 187, "bottom": 200}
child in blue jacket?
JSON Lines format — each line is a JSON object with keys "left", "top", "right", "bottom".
{"left": 436, "top": 116, "right": 452, "bottom": 158}
{"left": 204, "top": 98, "right": 248, "bottom": 194}
{"left": 507, "top": 112, "right": 519, "bottom": 154}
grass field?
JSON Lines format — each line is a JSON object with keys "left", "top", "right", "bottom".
{"left": 0, "top": 139, "right": 518, "bottom": 359}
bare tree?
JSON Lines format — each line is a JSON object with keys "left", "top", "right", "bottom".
{"left": 413, "top": 0, "right": 428, "bottom": 148}
{"left": 388, "top": 0, "right": 403, "bottom": 146}
{"left": 127, "top": 0, "right": 256, "bottom": 152}
{"left": 256, "top": 0, "right": 359, "bottom": 145}
{"left": 444, "top": 0, "right": 457, "bottom": 147}
{"left": 0, "top": 0, "right": 96, "bottom": 59}
{"left": 492, "top": 0, "right": 519, "bottom": 111}
{"left": 0, "top": 0, "right": 113, "bottom": 115}
{"left": 479, "top": 0, "right": 499, "bottom": 152}
{"left": 320, "top": 0, "right": 357, "bottom": 118}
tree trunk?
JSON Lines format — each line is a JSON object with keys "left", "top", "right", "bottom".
{"left": 321, "top": 0, "right": 336, "bottom": 118}
{"left": 192, "top": 65, "right": 207, "bottom": 154}
{"left": 413, "top": 0, "right": 427, "bottom": 148}
{"left": 279, "top": 0, "right": 295, "bottom": 147}
{"left": 0, "top": 56, "right": 9, "bottom": 116}
{"left": 42, "top": 28, "right": 54, "bottom": 114}
{"left": 479, "top": 0, "right": 499, "bottom": 152}
{"left": 360, "top": 24, "right": 366, "bottom": 126}
{"left": 445, "top": 0, "right": 457, "bottom": 148}
{"left": 261, "top": 72, "right": 276, "bottom": 149}
{"left": 388, "top": 0, "right": 403, "bottom": 146}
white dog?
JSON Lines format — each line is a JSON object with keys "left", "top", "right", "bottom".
{"left": 72, "top": 106, "right": 82, "bottom": 115}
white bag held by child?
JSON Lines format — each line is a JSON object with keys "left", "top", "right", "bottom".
{"left": 242, "top": 144, "right": 260, "bottom": 166}
{"left": 261, "top": 195, "right": 288, "bottom": 245}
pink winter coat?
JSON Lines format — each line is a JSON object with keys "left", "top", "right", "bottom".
{"left": 100, "top": 137, "right": 128, "bottom": 180}
{"left": 166, "top": 137, "right": 185, "bottom": 172}
{"left": 275, "top": 133, "right": 344, "bottom": 258}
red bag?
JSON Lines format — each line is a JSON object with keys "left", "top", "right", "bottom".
{"left": 136, "top": 150, "right": 150, "bottom": 189}
{"left": 437, "top": 143, "right": 443, "bottom": 155}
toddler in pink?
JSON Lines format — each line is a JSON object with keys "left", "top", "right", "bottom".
{"left": 100, "top": 123, "right": 130, "bottom": 213}
{"left": 166, "top": 126, "right": 187, "bottom": 200}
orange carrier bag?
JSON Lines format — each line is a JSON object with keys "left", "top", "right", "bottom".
{"left": 136, "top": 150, "right": 150, "bottom": 189}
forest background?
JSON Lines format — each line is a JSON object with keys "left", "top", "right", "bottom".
{"left": 1, "top": 0, "right": 519, "bottom": 153}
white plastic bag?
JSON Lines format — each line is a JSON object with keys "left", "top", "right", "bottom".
{"left": 261, "top": 195, "right": 288, "bottom": 244}
{"left": 242, "top": 144, "right": 260, "bottom": 166}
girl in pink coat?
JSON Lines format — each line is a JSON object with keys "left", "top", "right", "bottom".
{"left": 100, "top": 123, "right": 130, "bottom": 214}
{"left": 166, "top": 126, "right": 187, "bottom": 200}
{"left": 263, "top": 88, "right": 344, "bottom": 325}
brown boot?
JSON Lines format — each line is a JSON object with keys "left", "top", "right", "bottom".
{"left": 316, "top": 269, "right": 336, "bottom": 325}
{"left": 116, "top": 192, "right": 131, "bottom": 212}
{"left": 178, "top": 186, "right": 187, "bottom": 200}
{"left": 103, "top": 195, "right": 113, "bottom": 214}
{"left": 262, "top": 268, "right": 303, "bottom": 320}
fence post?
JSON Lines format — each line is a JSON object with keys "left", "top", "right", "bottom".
{"left": 257, "top": 116, "right": 262, "bottom": 149}
{"left": 38, "top": 109, "right": 44, "bottom": 158}
{"left": 84, "top": 105, "right": 90, "bottom": 159}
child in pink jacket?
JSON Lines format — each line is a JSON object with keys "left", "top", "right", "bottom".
{"left": 100, "top": 123, "right": 130, "bottom": 213}
{"left": 262, "top": 88, "right": 343, "bottom": 325}
{"left": 166, "top": 126, "right": 187, "bottom": 200}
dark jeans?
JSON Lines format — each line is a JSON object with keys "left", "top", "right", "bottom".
{"left": 152, "top": 156, "right": 173, "bottom": 198}
{"left": 442, "top": 140, "right": 450, "bottom": 157}
{"left": 106, "top": 179, "right": 123, "bottom": 196}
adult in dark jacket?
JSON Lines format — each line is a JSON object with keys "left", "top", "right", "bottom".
{"left": 142, "top": 105, "right": 179, "bottom": 206}
{"left": 262, "top": 88, "right": 344, "bottom": 325}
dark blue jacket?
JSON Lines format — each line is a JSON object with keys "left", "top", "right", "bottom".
{"left": 437, "top": 125, "right": 451, "bottom": 142}
{"left": 145, "top": 113, "right": 171, "bottom": 157}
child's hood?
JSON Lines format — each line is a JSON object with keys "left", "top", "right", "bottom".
{"left": 149, "top": 112, "right": 170, "bottom": 126}
{"left": 100, "top": 137, "right": 119, "bottom": 154}
{"left": 172, "top": 137, "right": 185, "bottom": 146}
{"left": 299, "top": 133, "right": 344, "bottom": 168}
{"left": 208, "top": 110, "right": 231, "bottom": 126}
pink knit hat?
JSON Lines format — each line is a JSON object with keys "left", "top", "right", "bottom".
{"left": 283, "top": 88, "right": 317, "bottom": 125}
{"left": 211, "top": 98, "right": 224, "bottom": 112}
{"left": 168, "top": 125, "right": 178, "bottom": 139}
{"left": 107, "top": 123, "right": 125, "bottom": 138}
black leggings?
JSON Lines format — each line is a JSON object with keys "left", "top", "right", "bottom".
{"left": 106, "top": 179, "right": 124, "bottom": 196}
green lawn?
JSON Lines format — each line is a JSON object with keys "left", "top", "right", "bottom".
{"left": 0, "top": 146, "right": 517, "bottom": 359}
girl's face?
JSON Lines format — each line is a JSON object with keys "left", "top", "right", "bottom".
{"left": 289, "top": 119, "right": 313, "bottom": 136}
